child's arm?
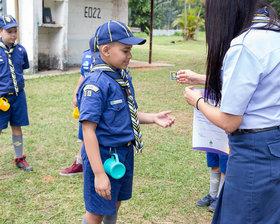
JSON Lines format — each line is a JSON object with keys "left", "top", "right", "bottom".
{"left": 73, "top": 76, "right": 84, "bottom": 108}
{"left": 82, "top": 120, "right": 111, "bottom": 200}
{"left": 138, "top": 111, "right": 175, "bottom": 128}
{"left": 177, "top": 69, "right": 206, "bottom": 85}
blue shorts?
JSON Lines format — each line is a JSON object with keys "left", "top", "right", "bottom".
{"left": 207, "top": 152, "right": 228, "bottom": 174}
{"left": 78, "top": 122, "right": 83, "bottom": 140}
{"left": 0, "top": 90, "right": 29, "bottom": 130}
{"left": 82, "top": 143, "right": 134, "bottom": 216}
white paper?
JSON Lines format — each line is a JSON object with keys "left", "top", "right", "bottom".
{"left": 192, "top": 99, "right": 229, "bottom": 155}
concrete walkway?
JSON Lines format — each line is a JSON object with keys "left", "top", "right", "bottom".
{"left": 24, "top": 60, "right": 174, "bottom": 80}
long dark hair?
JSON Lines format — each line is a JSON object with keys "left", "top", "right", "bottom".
{"left": 204, "top": 0, "right": 280, "bottom": 105}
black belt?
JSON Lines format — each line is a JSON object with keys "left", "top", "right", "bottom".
{"left": 231, "top": 126, "right": 280, "bottom": 135}
{"left": 0, "top": 92, "right": 14, "bottom": 97}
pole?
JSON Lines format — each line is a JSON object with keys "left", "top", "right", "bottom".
{"left": 15, "top": 0, "right": 20, "bottom": 43}
{"left": 149, "top": 0, "right": 154, "bottom": 64}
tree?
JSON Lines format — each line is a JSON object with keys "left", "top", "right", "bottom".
{"left": 172, "top": 0, "right": 204, "bottom": 40}
{"left": 267, "top": 0, "right": 280, "bottom": 17}
{"left": 128, "top": 0, "right": 151, "bottom": 32}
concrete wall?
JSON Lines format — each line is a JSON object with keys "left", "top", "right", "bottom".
{"left": 5, "top": 0, "right": 128, "bottom": 72}
{"left": 67, "top": 0, "right": 128, "bottom": 66}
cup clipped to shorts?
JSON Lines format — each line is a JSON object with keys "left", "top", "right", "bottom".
{"left": 103, "top": 153, "right": 126, "bottom": 179}
{"left": 0, "top": 97, "right": 10, "bottom": 111}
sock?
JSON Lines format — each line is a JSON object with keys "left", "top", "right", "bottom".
{"left": 76, "top": 155, "right": 83, "bottom": 164}
{"left": 217, "top": 175, "right": 225, "bottom": 197}
{"left": 82, "top": 216, "right": 88, "bottom": 224}
{"left": 12, "top": 134, "right": 23, "bottom": 158}
{"left": 209, "top": 170, "right": 221, "bottom": 199}
{"left": 103, "top": 214, "right": 118, "bottom": 224}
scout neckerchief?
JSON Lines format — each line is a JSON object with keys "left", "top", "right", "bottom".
{"left": 92, "top": 63, "right": 144, "bottom": 153}
{"left": 252, "top": 7, "right": 280, "bottom": 28}
{"left": 0, "top": 41, "right": 18, "bottom": 95}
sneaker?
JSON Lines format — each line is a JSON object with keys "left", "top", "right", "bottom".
{"left": 60, "top": 160, "right": 83, "bottom": 176}
{"left": 196, "top": 194, "right": 215, "bottom": 207}
{"left": 14, "top": 155, "right": 33, "bottom": 172}
{"left": 208, "top": 198, "right": 218, "bottom": 212}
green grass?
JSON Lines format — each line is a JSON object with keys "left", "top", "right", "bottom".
{"left": 0, "top": 33, "right": 212, "bottom": 223}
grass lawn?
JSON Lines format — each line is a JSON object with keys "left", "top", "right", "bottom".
{"left": 0, "top": 33, "right": 213, "bottom": 223}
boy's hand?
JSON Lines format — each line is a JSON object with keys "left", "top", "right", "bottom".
{"left": 73, "top": 95, "right": 77, "bottom": 108}
{"left": 154, "top": 111, "right": 175, "bottom": 128}
{"left": 95, "top": 173, "right": 111, "bottom": 200}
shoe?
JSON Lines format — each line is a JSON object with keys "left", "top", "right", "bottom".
{"left": 196, "top": 194, "right": 215, "bottom": 207}
{"left": 208, "top": 198, "right": 218, "bottom": 212}
{"left": 60, "top": 160, "right": 83, "bottom": 176}
{"left": 14, "top": 155, "right": 33, "bottom": 172}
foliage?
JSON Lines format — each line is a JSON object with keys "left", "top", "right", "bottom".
{"left": 128, "top": 0, "right": 151, "bottom": 32}
{"left": 172, "top": 5, "right": 204, "bottom": 40}
{"left": 267, "top": 0, "right": 280, "bottom": 17}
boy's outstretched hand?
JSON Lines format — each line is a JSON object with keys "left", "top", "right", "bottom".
{"left": 154, "top": 111, "right": 175, "bottom": 128}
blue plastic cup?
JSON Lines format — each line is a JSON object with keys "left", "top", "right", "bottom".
{"left": 103, "top": 153, "right": 126, "bottom": 179}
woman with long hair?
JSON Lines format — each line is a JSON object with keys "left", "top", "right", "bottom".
{"left": 184, "top": 0, "right": 280, "bottom": 223}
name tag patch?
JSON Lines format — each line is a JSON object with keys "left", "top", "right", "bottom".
{"left": 110, "top": 99, "right": 123, "bottom": 105}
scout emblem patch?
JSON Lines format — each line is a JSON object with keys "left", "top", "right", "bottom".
{"left": 84, "top": 84, "right": 99, "bottom": 97}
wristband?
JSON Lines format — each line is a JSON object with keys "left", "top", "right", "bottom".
{"left": 196, "top": 97, "right": 204, "bottom": 110}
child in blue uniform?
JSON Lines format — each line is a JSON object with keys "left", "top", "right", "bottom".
{"left": 177, "top": 69, "right": 228, "bottom": 212}
{"left": 60, "top": 38, "right": 98, "bottom": 176}
{"left": 77, "top": 21, "right": 175, "bottom": 224}
{"left": 0, "top": 15, "right": 33, "bottom": 171}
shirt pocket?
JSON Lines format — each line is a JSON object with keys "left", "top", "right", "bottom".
{"left": 13, "top": 55, "right": 24, "bottom": 74}
{"left": 268, "top": 140, "right": 280, "bottom": 180}
{"left": 104, "top": 98, "right": 126, "bottom": 127}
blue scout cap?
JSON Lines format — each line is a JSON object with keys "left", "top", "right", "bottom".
{"left": 91, "top": 20, "right": 146, "bottom": 52}
{"left": 0, "top": 15, "right": 18, "bottom": 30}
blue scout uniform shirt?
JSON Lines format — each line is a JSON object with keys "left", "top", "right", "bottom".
{"left": 80, "top": 49, "right": 95, "bottom": 78}
{"left": 220, "top": 22, "right": 280, "bottom": 129}
{"left": 77, "top": 56, "right": 137, "bottom": 147}
{"left": 0, "top": 39, "right": 29, "bottom": 95}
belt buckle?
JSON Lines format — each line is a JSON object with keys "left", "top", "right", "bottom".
{"left": 127, "top": 141, "right": 132, "bottom": 146}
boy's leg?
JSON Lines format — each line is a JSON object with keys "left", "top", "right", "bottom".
{"left": 84, "top": 212, "right": 104, "bottom": 224}
{"left": 11, "top": 126, "right": 23, "bottom": 158}
{"left": 209, "top": 167, "right": 221, "bottom": 199}
{"left": 102, "top": 201, "right": 121, "bottom": 224}
{"left": 12, "top": 126, "right": 33, "bottom": 171}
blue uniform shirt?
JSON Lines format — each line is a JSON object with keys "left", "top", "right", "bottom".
{"left": 77, "top": 57, "right": 137, "bottom": 147}
{"left": 0, "top": 39, "right": 29, "bottom": 95}
{"left": 80, "top": 49, "right": 95, "bottom": 78}
{"left": 220, "top": 25, "right": 280, "bottom": 129}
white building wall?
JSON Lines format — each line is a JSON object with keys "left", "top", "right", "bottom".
{"left": 67, "top": 0, "right": 128, "bottom": 65}
{"left": 5, "top": 0, "right": 128, "bottom": 72}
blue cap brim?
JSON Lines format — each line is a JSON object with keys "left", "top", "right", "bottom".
{"left": 2, "top": 23, "right": 18, "bottom": 30}
{"left": 118, "top": 36, "right": 146, "bottom": 45}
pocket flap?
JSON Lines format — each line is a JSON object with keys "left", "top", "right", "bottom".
{"left": 268, "top": 141, "right": 280, "bottom": 158}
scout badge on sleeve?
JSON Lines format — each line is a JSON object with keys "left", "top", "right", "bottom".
{"left": 0, "top": 97, "right": 10, "bottom": 111}
{"left": 170, "top": 72, "right": 177, "bottom": 80}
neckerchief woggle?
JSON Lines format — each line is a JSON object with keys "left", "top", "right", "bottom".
{"left": 91, "top": 62, "right": 144, "bottom": 153}
{"left": 252, "top": 7, "right": 280, "bottom": 28}
{"left": 0, "top": 40, "right": 19, "bottom": 95}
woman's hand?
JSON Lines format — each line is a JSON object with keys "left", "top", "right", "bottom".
{"left": 184, "top": 86, "right": 203, "bottom": 108}
{"left": 177, "top": 69, "right": 206, "bottom": 85}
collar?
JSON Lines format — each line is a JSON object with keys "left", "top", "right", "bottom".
{"left": 92, "top": 56, "right": 123, "bottom": 80}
